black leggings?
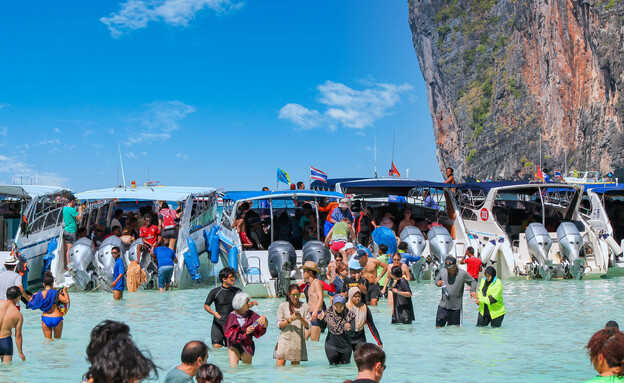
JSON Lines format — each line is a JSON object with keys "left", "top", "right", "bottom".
{"left": 477, "top": 313, "right": 504, "bottom": 327}
{"left": 325, "top": 347, "right": 351, "bottom": 365}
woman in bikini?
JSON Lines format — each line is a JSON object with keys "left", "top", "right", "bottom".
{"left": 27, "top": 271, "right": 70, "bottom": 340}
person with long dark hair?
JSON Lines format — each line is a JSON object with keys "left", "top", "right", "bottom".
{"left": 274, "top": 284, "right": 311, "bottom": 366}
{"left": 27, "top": 271, "right": 69, "bottom": 339}
{"left": 84, "top": 335, "right": 158, "bottom": 383}
{"left": 584, "top": 327, "right": 624, "bottom": 382}
{"left": 86, "top": 320, "right": 130, "bottom": 364}
{"left": 324, "top": 295, "right": 355, "bottom": 365}
{"left": 196, "top": 364, "right": 223, "bottom": 383}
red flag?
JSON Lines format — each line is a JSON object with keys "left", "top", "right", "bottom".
{"left": 536, "top": 166, "right": 544, "bottom": 182}
{"left": 389, "top": 162, "right": 401, "bottom": 177}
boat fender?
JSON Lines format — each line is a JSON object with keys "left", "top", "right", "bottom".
{"left": 41, "top": 237, "right": 58, "bottom": 281}
{"left": 602, "top": 234, "right": 623, "bottom": 258}
{"left": 203, "top": 229, "right": 212, "bottom": 254}
{"left": 480, "top": 240, "right": 497, "bottom": 264}
{"left": 228, "top": 247, "right": 238, "bottom": 271}
{"left": 184, "top": 238, "right": 201, "bottom": 282}
{"left": 210, "top": 228, "right": 220, "bottom": 264}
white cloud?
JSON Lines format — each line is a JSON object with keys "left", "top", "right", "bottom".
{"left": 84, "top": 129, "right": 95, "bottom": 136}
{"left": 279, "top": 81, "right": 412, "bottom": 130}
{"left": 127, "top": 151, "right": 138, "bottom": 159}
{"left": 127, "top": 100, "right": 196, "bottom": 144}
{"left": 0, "top": 155, "right": 69, "bottom": 186}
{"left": 176, "top": 152, "right": 188, "bottom": 160}
{"left": 0, "top": 127, "right": 7, "bottom": 136}
{"left": 54, "top": 128, "right": 61, "bottom": 133}
{"left": 0, "top": 104, "right": 7, "bottom": 109}
{"left": 101, "top": 0, "right": 244, "bottom": 38}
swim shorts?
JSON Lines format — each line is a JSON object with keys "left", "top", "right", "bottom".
{"left": 436, "top": 306, "right": 461, "bottom": 327}
{"left": 158, "top": 265, "right": 174, "bottom": 288}
{"left": 311, "top": 310, "right": 324, "bottom": 326}
{"left": 63, "top": 230, "right": 77, "bottom": 244}
{"left": 366, "top": 283, "right": 381, "bottom": 302}
{"left": 211, "top": 319, "right": 227, "bottom": 346}
{"left": 330, "top": 241, "right": 346, "bottom": 252}
{"left": 0, "top": 336, "right": 13, "bottom": 356}
{"left": 161, "top": 228, "right": 177, "bottom": 240}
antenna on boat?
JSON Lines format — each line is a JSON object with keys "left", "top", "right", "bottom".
{"left": 117, "top": 141, "right": 127, "bottom": 188}
{"left": 374, "top": 135, "right": 378, "bottom": 179}
{"left": 391, "top": 129, "right": 396, "bottom": 165}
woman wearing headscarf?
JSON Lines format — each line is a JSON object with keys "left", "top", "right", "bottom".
{"left": 324, "top": 295, "right": 356, "bottom": 365}
{"left": 475, "top": 266, "right": 505, "bottom": 327}
{"left": 346, "top": 287, "right": 382, "bottom": 351}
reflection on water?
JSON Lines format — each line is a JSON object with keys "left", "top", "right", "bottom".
{"left": 0, "top": 279, "right": 621, "bottom": 382}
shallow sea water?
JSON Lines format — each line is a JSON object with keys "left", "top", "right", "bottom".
{"left": 1, "top": 278, "right": 622, "bottom": 383}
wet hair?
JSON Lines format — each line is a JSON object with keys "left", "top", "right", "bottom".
{"left": 391, "top": 265, "right": 403, "bottom": 278}
{"left": 161, "top": 202, "right": 169, "bottom": 209}
{"left": 467, "top": 246, "right": 475, "bottom": 255}
{"left": 586, "top": 328, "right": 624, "bottom": 377}
{"left": 354, "top": 343, "right": 386, "bottom": 372}
{"left": 218, "top": 267, "right": 236, "bottom": 283}
{"left": 86, "top": 320, "right": 131, "bottom": 364}
{"left": 232, "top": 292, "right": 251, "bottom": 311}
{"left": 181, "top": 340, "right": 209, "bottom": 365}
{"left": 84, "top": 335, "right": 158, "bottom": 383}
{"left": 43, "top": 271, "right": 54, "bottom": 287}
{"left": 196, "top": 363, "right": 223, "bottom": 383}
{"left": 286, "top": 284, "right": 301, "bottom": 314}
{"left": 143, "top": 214, "right": 152, "bottom": 220}
{"left": 6, "top": 286, "right": 21, "bottom": 301}
{"left": 379, "top": 244, "right": 388, "bottom": 254}
{"left": 398, "top": 242, "right": 408, "bottom": 251}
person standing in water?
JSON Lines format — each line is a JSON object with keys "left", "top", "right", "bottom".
{"left": 324, "top": 295, "right": 355, "bottom": 365}
{"left": 300, "top": 261, "right": 325, "bottom": 341}
{"left": 346, "top": 287, "right": 382, "bottom": 350}
{"left": 223, "top": 292, "right": 268, "bottom": 367}
{"left": 110, "top": 246, "right": 125, "bottom": 300}
{"left": 274, "top": 284, "right": 311, "bottom": 366}
{"left": 583, "top": 327, "right": 624, "bottom": 382}
{"left": 475, "top": 266, "right": 505, "bottom": 327}
{"left": 389, "top": 266, "right": 414, "bottom": 324}
{"left": 435, "top": 256, "right": 477, "bottom": 327}
{"left": 355, "top": 250, "right": 388, "bottom": 306}
{"left": 27, "top": 271, "right": 70, "bottom": 339}
{"left": 0, "top": 286, "right": 25, "bottom": 364}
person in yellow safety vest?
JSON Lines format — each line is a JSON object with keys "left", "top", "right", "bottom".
{"left": 475, "top": 266, "right": 505, "bottom": 327}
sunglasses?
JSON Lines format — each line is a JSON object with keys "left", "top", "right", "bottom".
{"left": 290, "top": 293, "right": 300, "bottom": 297}
{"left": 228, "top": 275, "right": 235, "bottom": 280}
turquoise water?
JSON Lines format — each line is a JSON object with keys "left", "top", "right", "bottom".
{"left": 0, "top": 279, "right": 622, "bottom": 382}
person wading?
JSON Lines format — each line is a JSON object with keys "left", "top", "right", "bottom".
{"left": 434, "top": 256, "right": 477, "bottom": 327}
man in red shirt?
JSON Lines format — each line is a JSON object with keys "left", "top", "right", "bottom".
{"left": 460, "top": 246, "right": 482, "bottom": 281}
{"left": 139, "top": 214, "right": 161, "bottom": 253}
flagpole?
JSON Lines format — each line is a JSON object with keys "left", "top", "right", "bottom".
{"left": 374, "top": 135, "right": 378, "bottom": 179}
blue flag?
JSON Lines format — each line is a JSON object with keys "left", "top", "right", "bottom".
{"left": 277, "top": 168, "right": 290, "bottom": 185}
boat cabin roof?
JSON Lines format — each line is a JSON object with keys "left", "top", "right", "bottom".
{"left": 223, "top": 190, "right": 343, "bottom": 202}
{"left": 75, "top": 186, "right": 216, "bottom": 202}
{"left": 0, "top": 185, "right": 69, "bottom": 199}
{"left": 336, "top": 178, "right": 452, "bottom": 196}
{"left": 588, "top": 185, "right": 624, "bottom": 195}
{"left": 456, "top": 181, "right": 579, "bottom": 194}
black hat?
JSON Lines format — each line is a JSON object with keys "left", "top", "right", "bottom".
{"left": 354, "top": 249, "right": 369, "bottom": 260}
{"left": 444, "top": 256, "right": 457, "bottom": 268}
{"left": 605, "top": 320, "right": 620, "bottom": 330}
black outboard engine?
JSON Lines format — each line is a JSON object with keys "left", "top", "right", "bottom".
{"left": 268, "top": 241, "right": 297, "bottom": 297}
{"left": 302, "top": 240, "right": 331, "bottom": 273}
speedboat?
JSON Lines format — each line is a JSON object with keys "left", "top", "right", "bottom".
{"left": 218, "top": 190, "right": 343, "bottom": 298}
{"left": 63, "top": 186, "right": 219, "bottom": 291}
{"left": 0, "top": 185, "right": 71, "bottom": 289}
{"left": 581, "top": 186, "right": 624, "bottom": 277}
{"left": 456, "top": 181, "right": 607, "bottom": 280}
{"left": 334, "top": 178, "right": 479, "bottom": 281}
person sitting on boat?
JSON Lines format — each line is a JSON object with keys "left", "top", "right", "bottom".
{"left": 223, "top": 292, "right": 268, "bottom": 367}
{"left": 444, "top": 167, "right": 455, "bottom": 184}
{"left": 27, "top": 271, "right": 70, "bottom": 340}
{"left": 423, "top": 189, "right": 439, "bottom": 210}
{"left": 324, "top": 198, "right": 354, "bottom": 237}
{"left": 233, "top": 210, "right": 253, "bottom": 249}
{"left": 139, "top": 214, "right": 161, "bottom": 253}
{"left": 248, "top": 216, "right": 269, "bottom": 250}
{"left": 324, "top": 218, "right": 356, "bottom": 254}
{"left": 397, "top": 209, "right": 416, "bottom": 234}
{"left": 104, "top": 225, "right": 122, "bottom": 240}
{"left": 110, "top": 209, "right": 124, "bottom": 231}
{"left": 92, "top": 224, "right": 107, "bottom": 249}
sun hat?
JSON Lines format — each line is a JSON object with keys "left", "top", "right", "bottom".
{"left": 3, "top": 255, "right": 18, "bottom": 266}
{"left": 299, "top": 260, "right": 320, "bottom": 274}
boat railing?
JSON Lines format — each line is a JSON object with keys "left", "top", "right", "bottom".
{"left": 244, "top": 256, "right": 263, "bottom": 284}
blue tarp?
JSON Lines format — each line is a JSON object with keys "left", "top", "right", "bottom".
{"left": 223, "top": 190, "right": 343, "bottom": 202}
{"left": 372, "top": 226, "right": 397, "bottom": 254}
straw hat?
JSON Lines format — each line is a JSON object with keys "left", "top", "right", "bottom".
{"left": 3, "top": 255, "right": 18, "bottom": 266}
{"left": 299, "top": 260, "right": 320, "bottom": 274}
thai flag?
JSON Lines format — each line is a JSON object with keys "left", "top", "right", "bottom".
{"left": 554, "top": 170, "right": 563, "bottom": 179}
{"left": 310, "top": 166, "right": 328, "bottom": 183}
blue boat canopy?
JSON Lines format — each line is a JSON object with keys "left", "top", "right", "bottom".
{"left": 456, "top": 180, "right": 570, "bottom": 193}
{"left": 223, "top": 190, "right": 343, "bottom": 202}
{"left": 310, "top": 177, "right": 366, "bottom": 190}
{"left": 338, "top": 178, "right": 452, "bottom": 196}
{"left": 587, "top": 185, "right": 624, "bottom": 194}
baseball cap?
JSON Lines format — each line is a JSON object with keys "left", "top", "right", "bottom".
{"left": 353, "top": 249, "right": 368, "bottom": 260}
{"left": 444, "top": 256, "right": 457, "bottom": 268}
{"left": 343, "top": 243, "right": 355, "bottom": 251}
{"left": 348, "top": 259, "right": 363, "bottom": 271}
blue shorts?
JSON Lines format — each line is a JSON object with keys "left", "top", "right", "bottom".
{"left": 42, "top": 316, "right": 63, "bottom": 329}
{"left": 0, "top": 336, "right": 13, "bottom": 356}
{"left": 158, "top": 265, "right": 174, "bottom": 288}
{"left": 311, "top": 311, "right": 323, "bottom": 327}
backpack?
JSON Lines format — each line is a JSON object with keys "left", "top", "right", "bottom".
{"left": 161, "top": 209, "right": 176, "bottom": 230}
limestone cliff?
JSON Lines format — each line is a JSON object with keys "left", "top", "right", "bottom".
{"left": 409, "top": 0, "right": 624, "bottom": 181}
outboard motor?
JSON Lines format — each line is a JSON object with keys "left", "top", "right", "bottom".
{"left": 302, "top": 241, "right": 331, "bottom": 271}
{"left": 525, "top": 223, "right": 553, "bottom": 280}
{"left": 428, "top": 226, "right": 454, "bottom": 279}
{"left": 268, "top": 241, "right": 297, "bottom": 297}
{"left": 67, "top": 237, "right": 95, "bottom": 290}
{"left": 400, "top": 226, "right": 427, "bottom": 282}
{"left": 557, "top": 222, "right": 585, "bottom": 279}
{"left": 96, "top": 235, "right": 124, "bottom": 282}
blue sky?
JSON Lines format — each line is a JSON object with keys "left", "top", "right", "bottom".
{"left": 0, "top": 0, "right": 440, "bottom": 191}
